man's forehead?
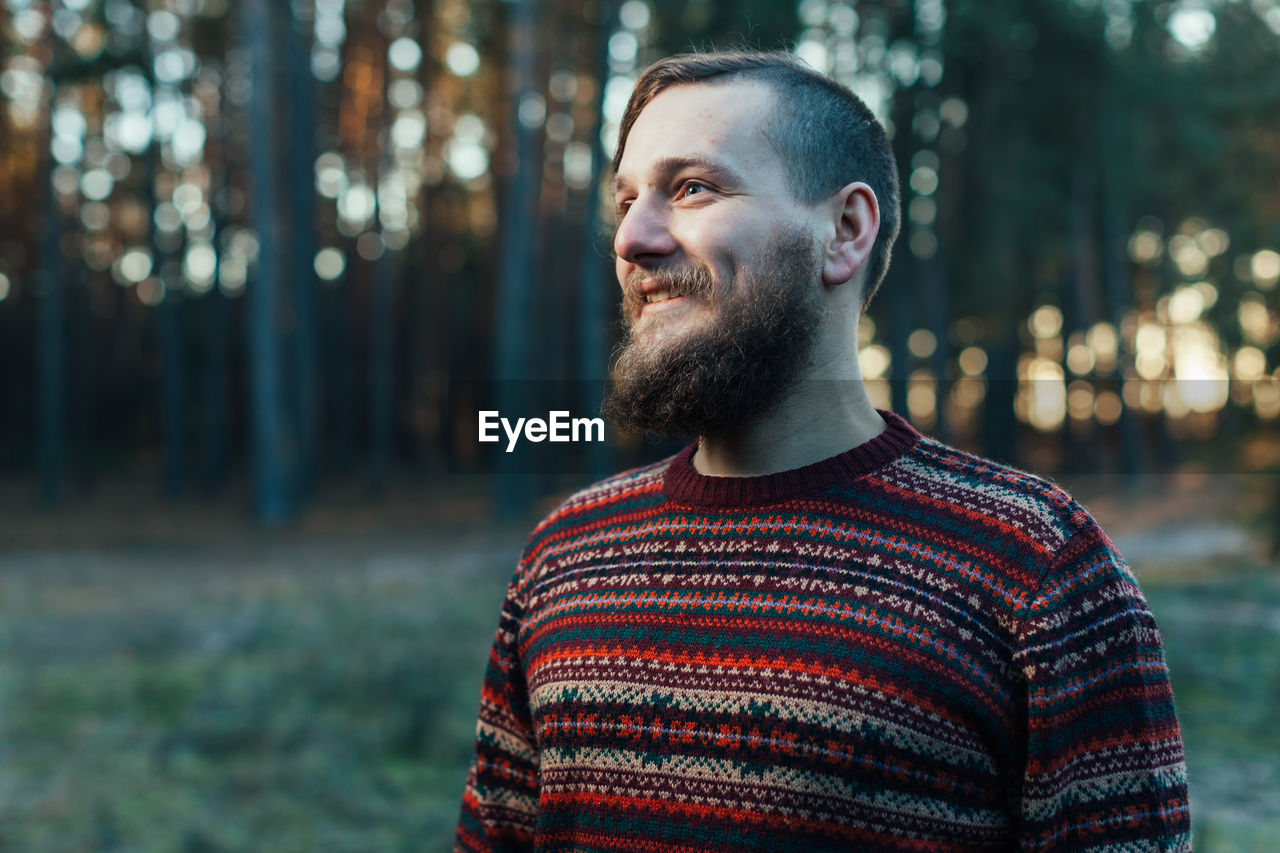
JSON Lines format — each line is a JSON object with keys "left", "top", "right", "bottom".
{"left": 615, "top": 80, "right": 779, "bottom": 180}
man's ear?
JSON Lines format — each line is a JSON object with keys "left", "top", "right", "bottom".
{"left": 822, "top": 182, "right": 880, "bottom": 289}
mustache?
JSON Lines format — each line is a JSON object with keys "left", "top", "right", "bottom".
{"left": 622, "top": 264, "right": 715, "bottom": 307}
{"left": 626, "top": 264, "right": 714, "bottom": 294}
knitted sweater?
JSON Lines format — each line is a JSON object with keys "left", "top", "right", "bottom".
{"left": 456, "top": 411, "right": 1190, "bottom": 852}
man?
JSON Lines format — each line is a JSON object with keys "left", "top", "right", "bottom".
{"left": 457, "top": 51, "right": 1190, "bottom": 852}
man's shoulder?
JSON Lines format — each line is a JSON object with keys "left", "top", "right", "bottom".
{"left": 883, "top": 434, "right": 1102, "bottom": 557}
{"left": 876, "top": 435, "right": 1137, "bottom": 622}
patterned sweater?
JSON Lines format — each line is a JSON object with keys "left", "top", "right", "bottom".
{"left": 456, "top": 411, "right": 1190, "bottom": 852}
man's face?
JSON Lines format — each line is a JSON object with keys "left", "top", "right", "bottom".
{"left": 603, "top": 80, "right": 828, "bottom": 438}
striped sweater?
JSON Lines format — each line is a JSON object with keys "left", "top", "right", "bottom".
{"left": 456, "top": 411, "right": 1190, "bottom": 852}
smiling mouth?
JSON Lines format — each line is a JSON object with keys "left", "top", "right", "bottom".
{"left": 633, "top": 291, "right": 692, "bottom": 326}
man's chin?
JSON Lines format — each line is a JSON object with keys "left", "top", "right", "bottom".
{"left": 628, "top": 312, "right": 718, "bottom": 363}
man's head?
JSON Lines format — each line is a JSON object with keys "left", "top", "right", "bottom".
{"left": 604, "top": 51, "right": 898, "bottom": 439}
{"left": 612, "top": 51, "right": 900, "bottom": 305}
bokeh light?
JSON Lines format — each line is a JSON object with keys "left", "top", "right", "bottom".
{"left": 315, "top": 247, "right": 346, "bottom": 281}
{"left": 1252, "top": 249, "right": 1280, "bottom": 289}
{"left": 445, "top": 42, "right": 480, "bottom": 77}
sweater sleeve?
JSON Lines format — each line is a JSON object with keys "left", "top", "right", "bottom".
{"left": 1012, "top": 524, "right": 1191, "bottom": 852}
{"left": 455, "top": 570, "right": 540, "bottom": 853}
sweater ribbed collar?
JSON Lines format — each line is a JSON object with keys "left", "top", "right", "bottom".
{"left": 662, "top": 409, "right": 920, "bottom": 508}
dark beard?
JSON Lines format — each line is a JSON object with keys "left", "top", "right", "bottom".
{"left": 602, "top": 228, "right": 824, "bottom": 440}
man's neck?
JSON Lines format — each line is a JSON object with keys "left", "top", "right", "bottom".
{"left": 691, "top": 381, "right": 886, "bottom": 477}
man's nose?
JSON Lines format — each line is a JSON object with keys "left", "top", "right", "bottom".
{"left": 613, "top": 195, "right": 677, "bottom": 264}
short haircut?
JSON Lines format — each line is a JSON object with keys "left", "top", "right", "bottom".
{"left": 613, "top": 50, "right": 901, "bottom": 305}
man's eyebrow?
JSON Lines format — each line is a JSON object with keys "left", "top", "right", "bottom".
{"left": 611, "top": 156, "right": 745, "bottom": 197}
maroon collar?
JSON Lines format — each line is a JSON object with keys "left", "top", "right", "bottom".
{"left": 662, "top": 410, "right": 920, "bottom": 508}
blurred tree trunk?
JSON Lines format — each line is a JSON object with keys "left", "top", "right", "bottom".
{"left": 369, "top": 244, "right": 397, "bottom": 497}
{"left": 245, "top": 0, "right": 296, "bottom": 522}
{"left": 199, "top": 285, "right": 232, "bottom": 491}
{"left": 1153, "top": 207, "right": 1182, "bottom": 471}
{"left": 67, "top": 261, "right": 96, "bottom": 491}
{"left": 972, "top": 58, "right": 1020, "bottom": 466}
{"left": 36, "top": 7, "right": 66, "bottom": 506}
{"left": 0, "top": 193, "right": 18, "bottom": 467}
{"left": 156, "top": 276, "right": 187, "bottom": 497}
{"left": 200, "top": 88, "right": 233, "bottom": 493}
{"left": 331, "top": 234, "right": 358, "bottom": 475}
{"left": 368, "top": 9, "right": 395, "bottom": 499}
{"left": 1063, "top": 164, "right": 1096, "bottom": 475}
{"left": 494, "top": 0, "right": 543, "bottom": 365}
{"left": 148, "top": 140, "right": 188, "bottom": 498}
{"left": 410, "top": 0, "right": 441, "bottom": 471}
{"left": 1099, "top": 76, "right": 1141, "bottom": 478}
{"left": 138, "top": 13, "right": 189, "bottom": 499}
{"left": 288, "top": 0, "right": 320, "bottom": 502}
{"left": 493, "top": 0, "right": 545, "bottom": 517}
{"left": 36, "top": 125, "right": 65, "bottom": 507}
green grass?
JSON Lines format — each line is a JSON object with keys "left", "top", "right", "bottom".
{"left": 0, "top": 535, "right": 519, "bottom": 852}
{"left": 1144, "top": 566, "right": 1280, "bottom": 853}
{"left": 1, "top": 535, "right": 1277, "bottom": 851}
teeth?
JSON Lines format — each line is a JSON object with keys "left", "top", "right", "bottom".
{"left": 646, "top": 291, "right": 674, "bottom": 303}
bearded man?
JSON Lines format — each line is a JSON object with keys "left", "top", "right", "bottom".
{"left": 457, "top": 51, "right": 1190, "bottom": 852}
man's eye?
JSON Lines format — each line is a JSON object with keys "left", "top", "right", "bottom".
{"left": 680, "top": 182, "right": 710, "bottom": 198}
{"left": 616, "top": 200, "right": 632, "bottom": 217}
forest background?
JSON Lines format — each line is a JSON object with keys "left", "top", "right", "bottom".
{"left": 1, "top": 0, "right": 1279, "bottom": 849}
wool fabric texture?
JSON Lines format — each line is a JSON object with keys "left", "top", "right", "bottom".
{"left": 456, "top": 411, "right": 1190, "bottom": 852}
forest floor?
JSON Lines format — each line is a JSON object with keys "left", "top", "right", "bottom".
{"left": 0, "top": 467, "right": 1277, "bottom": 851}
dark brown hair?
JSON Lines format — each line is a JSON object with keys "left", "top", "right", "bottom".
{"left": 613, "top": 51, "right": 901, "bottom": 304}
